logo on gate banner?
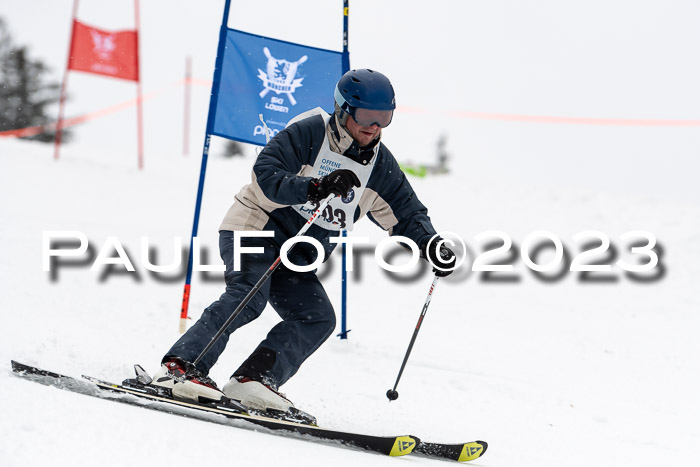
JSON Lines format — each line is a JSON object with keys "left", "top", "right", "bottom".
{"left": 258, "top": 47, "right": 307, "bottom": 106}
{"left": 90, "top": 30, "right": 117, "bottom": 60}
{"left": 211, "top": 28, "right": 343, "bottom": 146}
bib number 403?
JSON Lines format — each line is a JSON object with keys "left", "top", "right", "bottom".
{"left": 307, "top": 200, "right": 348, "bottom": 229}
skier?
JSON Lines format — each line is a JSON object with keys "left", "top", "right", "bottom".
{"left": 152, "top": 69, "right": 456, "bottom": 415}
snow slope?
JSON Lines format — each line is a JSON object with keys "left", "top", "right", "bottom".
{"left": 2, "top": 1, "right": 700, "bottom": 466}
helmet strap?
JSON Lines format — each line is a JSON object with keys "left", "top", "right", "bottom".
{"left": 334, "top": 103, "right": 349, "bottom": 129}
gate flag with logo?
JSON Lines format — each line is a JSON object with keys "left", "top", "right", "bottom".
{"left": 179, "top": 0, "right": 351, "bottom": 333}
{"left": 54, "top": 0, "right": 144, "bottom": 169}
{"left": 67, "top": 20, "right": 139, "bottom": 81}
{"left": 212, "top": 29, "right": 343, "bottom": 146}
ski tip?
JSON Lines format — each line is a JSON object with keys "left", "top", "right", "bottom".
{"left": 389, "top": 436, "right": 419, "bottom": 457}
{"left": 457, "top": 441, "right": 488, "bottom": 462}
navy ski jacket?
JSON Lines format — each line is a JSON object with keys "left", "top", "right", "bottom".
{"left": 219, "top": 110, "right": 438, "bottom": 266}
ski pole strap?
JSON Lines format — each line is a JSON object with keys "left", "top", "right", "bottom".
{"left": 258, "top": 114, "right": 271, "bottom": 144}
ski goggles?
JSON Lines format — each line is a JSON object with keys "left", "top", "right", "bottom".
{"left": 350, "top": 107, "right": 394, "bottom": 128}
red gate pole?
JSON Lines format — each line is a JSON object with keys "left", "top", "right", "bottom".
{"left": 134, "top": 0, "right": 144, "bottom": 170}
{"left": 183, "top": 55, "right": 191, "bottom": 156}
{"left": 54, "top": 0, "right": 80, "bottom": 161}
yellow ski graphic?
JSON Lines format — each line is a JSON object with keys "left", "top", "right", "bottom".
{"left": 389, "top": 436, "right": 417, "bottom": 456}
{"left": 458, "top": 442, "right": 486, "bottom": 462}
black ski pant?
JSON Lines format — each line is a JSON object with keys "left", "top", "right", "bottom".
{"left": 165, "top": 230, "right": 336, "bottom": 388}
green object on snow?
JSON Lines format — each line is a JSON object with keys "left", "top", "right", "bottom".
{"left": 399, "top": 163, "right": 428, "bottom": 178}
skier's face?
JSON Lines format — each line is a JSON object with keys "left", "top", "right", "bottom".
{"left": 346, "top": 115, "right": 381, "bottom": 147}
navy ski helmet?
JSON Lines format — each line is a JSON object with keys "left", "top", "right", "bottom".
{"left": 334, "top": 69, "right": 395, "bottom": 127}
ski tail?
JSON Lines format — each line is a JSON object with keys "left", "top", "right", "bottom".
{"left": 12, "top": 360, "right": 67, "bottom": 379}
{"left": 414, "top": 440, "right": 488, "bottom": 462}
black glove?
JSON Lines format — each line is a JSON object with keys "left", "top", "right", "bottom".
{"left": 307, "top": 169, "right": 361, "bottom": 202}
{"left": 422, "top": 240, "right": 457, "bottom": 277}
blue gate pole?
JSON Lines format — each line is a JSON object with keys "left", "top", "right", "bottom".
{"left": 337, "top": 230, "right": 351, "bottom": 339}
{"left": 338, "top": 0, "right": 351, "bottom": 339}
{"left": 342, "top": 0, "right": 350, "bottom": 73}
{"left": 179, "top": 0, "right": 233, "bottom": 333}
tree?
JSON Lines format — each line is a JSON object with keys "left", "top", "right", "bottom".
{"left": 0, "top": 16, "right": 66, "bottom": 142}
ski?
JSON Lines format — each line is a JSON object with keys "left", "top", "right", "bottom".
{"left": 11, "top": 360, "right": 487, "bottom": 462}
{"left": 11, "top": 360, "right": 416, "bottom": 457}
{"left": 415, "top": 440, "right": 488, "bottom": 462}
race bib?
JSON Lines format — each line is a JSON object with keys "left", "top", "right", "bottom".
{"left": 291, "top": 117, "right": 376, "bottom": 231}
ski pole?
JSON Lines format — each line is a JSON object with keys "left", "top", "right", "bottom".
{"left": 192, "top": 194, "right": 336, "bottom": 367}
{"left": 386, "top": 274, "right": 440, "bottom": 401}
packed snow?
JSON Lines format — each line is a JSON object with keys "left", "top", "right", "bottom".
{"left": 1, "top": 1, "right": 699, "bottom": 466}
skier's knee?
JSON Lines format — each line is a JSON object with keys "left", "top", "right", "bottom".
{"left": 319, "top": 311, "right": 336, "bottom": 339}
